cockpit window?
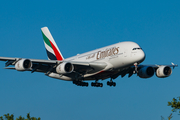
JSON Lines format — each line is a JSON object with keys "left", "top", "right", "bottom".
{"left": 132, "top": 48, "right": 142, "bottom": 50}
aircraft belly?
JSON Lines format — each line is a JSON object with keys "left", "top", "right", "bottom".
{"left": 84, "top": 70, "right": 118, "bottom": 80}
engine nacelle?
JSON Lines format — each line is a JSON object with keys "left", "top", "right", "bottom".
{"left": 156, "top": 66, "right": 172, "bottom": 78}
{"left": 56, "top": 62, "right": 74, "bottom": 74}
{"left": 15, "top": 59, "right": 32, "bottom": 71}
{"left": 138, "top": 66, "right": 154, "bottom": 78}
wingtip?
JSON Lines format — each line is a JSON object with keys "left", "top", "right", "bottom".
{"left": 171, "top": 62, "right": 178, "bottom": 67}
{"left": 41, "top": 26, "right": 48, "bottom": 30}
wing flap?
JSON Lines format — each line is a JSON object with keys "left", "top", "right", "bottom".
{"left": 69, "top": 61, "right": 107, "bottom": 74}
{"left": 4, "top": 67, "right": 16, "bottom": 70}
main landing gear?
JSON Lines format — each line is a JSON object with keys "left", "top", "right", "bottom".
{"left": 73, "top": 80, "right": 89, "bottom": 87}
{"left": 91, "top": 82, "right": 103, "bottom": 87}
{"left": 73, "top": 79, "right": 116, "bottom": 87}
{"left": 107, "top": 78, "right": 116, "bottom": 87}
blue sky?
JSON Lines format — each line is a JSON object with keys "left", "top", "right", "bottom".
{"left": 0, "top": 0, "right": 179, "bottom": 119}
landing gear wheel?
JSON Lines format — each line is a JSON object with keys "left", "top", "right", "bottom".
{"left": 91, "top": 82, "right": 103, "bottom": 87}
{"left": 100, "top": 83, "right": 103, "bottom": 87}
{"left": 107, "top": 81, "right": 110, "bottom": 85}
{"left": 73, "top": 80, "right": 89, "bottom": 87}
{"left": 107, "top": 79, "right": 116, "bottom": 87}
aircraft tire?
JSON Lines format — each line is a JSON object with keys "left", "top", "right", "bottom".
{"left": 113, "top": 82, "right": 116, "bottom": 87}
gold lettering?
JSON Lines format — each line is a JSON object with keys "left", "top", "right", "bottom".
{"left": 112, "top": 48, "right": 115, "bottom": 55}
{"left": 108, "top": 49, "right": 112, "bottom": 56}
{"left": 96, "top": 51, "right": 101, "bottom": 60}
{"left": 96, "top": 47, "right": 120, "bottom": 60}
{"left": 115, "top": 47, "right": 119, "bottom": 54}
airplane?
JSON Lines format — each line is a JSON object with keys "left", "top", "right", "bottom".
{"left": 0, "top": 27, "right": 178, "bottom": 87}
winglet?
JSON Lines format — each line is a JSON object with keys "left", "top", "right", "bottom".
{"left": 41, "top": 27, "right": 64, "bottom": 61}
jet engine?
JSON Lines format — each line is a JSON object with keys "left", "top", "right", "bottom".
{"left": 156, "top": 66, "right": 172, "bottom": 78}
{"left": 138, "top": 66, "right": 154, "bottom": 78}
{"left": 15, "top": 59, "right": 32, "bottom": 71}
{"left": 56, "top": 62, "right": 74, "bottom": 74}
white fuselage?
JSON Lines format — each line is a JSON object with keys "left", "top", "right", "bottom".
{"left": 48, "top": 41, "right": 145, "bottom": 81}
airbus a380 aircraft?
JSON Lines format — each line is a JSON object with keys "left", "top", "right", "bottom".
{"left": 0, "top": 27, "right": 178, "bottom": 87}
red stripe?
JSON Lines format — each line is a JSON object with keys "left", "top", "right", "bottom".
{"left": 49, "top": 41, "right": 63, "bottom": 61}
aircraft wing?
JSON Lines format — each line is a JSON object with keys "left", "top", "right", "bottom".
{"left": 0, "top": 57, "right": 58, "bottom": 73}
{"left": 138, "top": 64, "right": 178, "bottom": 68}
{"left": 0, "top": 57, "right": 107, "bottom": 74}
{"left": 111, "top": 63, "right": 178, "bottom": 79}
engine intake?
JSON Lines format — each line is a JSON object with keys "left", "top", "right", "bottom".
{"left": 138, "top": 66, "right": 154, "bottom": 78}
{"left": 156, "top": 66, "right": 172, "bottom": 78}
{"left": 15, "top": 59, "right": 32, "bottom": 71}
{"left": 56, "top": 62, "right": 74, "bottom": 74}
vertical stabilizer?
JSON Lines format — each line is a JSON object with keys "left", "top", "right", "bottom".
{"left": 41, "top": 27, "right": 64, "bottom": 61}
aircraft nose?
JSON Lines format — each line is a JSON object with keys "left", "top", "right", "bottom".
{"left": 138, "top": 50, "right": 146, "bottom": 63}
